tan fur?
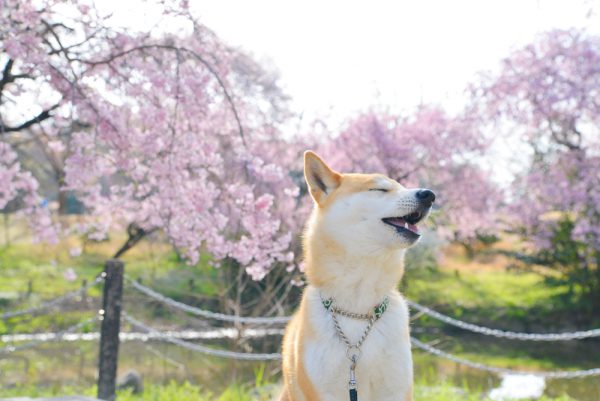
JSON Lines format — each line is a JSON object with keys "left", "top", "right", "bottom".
{"left": 281, "top": 303, "right": 321, "bottom": 401}
{"left": 280, "top": 151, "right": 421, "bottom": 401}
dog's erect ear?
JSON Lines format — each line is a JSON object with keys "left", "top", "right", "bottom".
{"left": 304, "top": 151, "right": 341, "bottom": 205}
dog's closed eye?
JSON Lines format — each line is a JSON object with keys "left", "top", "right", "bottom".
{"left": 369, "top": 188, "right": 389, "bottom": 193}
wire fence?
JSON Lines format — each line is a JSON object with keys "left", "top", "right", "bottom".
{"left": 128, "top": 276, "right": 600, "bottom": 341}
{"left": 0, "top": 316, "right": 98, "bottom": 354}
{"left": 125, "top": 276, "right": 291, "bottom": 324}
{"left": 123, "top": 313, "right": 283, "bottom": 361}
{"left": 124, "top": 311, "right": 600, "bottom": 378}
{"left": 406, "top": 300, "right": 600, "bottom": 341}
{"left": 0, "top": 326, "right": 284, "bottom": 343}
{"left": 410, "top": 337, "right": 600, "bottom": 379}
{"left": 3, "top": 271, "right": 600, "bottom": 381}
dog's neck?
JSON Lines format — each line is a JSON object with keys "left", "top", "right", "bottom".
{"left": 305, "top": 246, "right": 406, "bottom": 315}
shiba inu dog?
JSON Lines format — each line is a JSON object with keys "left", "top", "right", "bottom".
{"left": 279, "top": 151, "right": 435, "bottom": 401}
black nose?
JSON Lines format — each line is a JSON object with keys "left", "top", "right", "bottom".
{"left": 416, "top": 189, "right": 435, "bottom": 206}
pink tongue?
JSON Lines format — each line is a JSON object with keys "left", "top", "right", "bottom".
{"left": 388, "top": 218, "right": 419, "bottom": 233}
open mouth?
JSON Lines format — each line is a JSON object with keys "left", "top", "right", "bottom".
{"left": 382, "top": 210, "right": 426, "bottom": 238}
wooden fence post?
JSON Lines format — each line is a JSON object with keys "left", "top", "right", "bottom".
{"left": 97, "top": 259, "right": 124, "bottom": 401}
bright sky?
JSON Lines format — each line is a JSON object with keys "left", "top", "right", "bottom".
{"left": 101, "top": 0, "right": 598, "bottom": 185}
{"left": 101, "top": 0, "right": 600, "bottom": 124}
{"left": 188, "top": 0, "right": 599, "bottom": 124}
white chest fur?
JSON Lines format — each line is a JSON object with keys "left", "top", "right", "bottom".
{"left": 302, "top": 286, "right": 413, "bottom": 401}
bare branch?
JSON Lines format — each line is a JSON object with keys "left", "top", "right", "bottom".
{"left": 1, "top": 59, "right": 14, "bottom": 83}
{"left": 0, "top": 59, "right": 32, "bottom": 104}
{"left": 113, "top": 222, "right": 158, "bottom": 259}
{"left": 47, "top": 27, "right": 104, "bottom": 56}
{"left": 0, "top": 103, "right": 60, "bottom": 133}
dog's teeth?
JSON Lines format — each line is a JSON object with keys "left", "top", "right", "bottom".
{"left": 403, "top": 222, "right": 408, "bottom": 228}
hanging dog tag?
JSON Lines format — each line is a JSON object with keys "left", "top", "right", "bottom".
{"left": 348, "top": 355, "right": 358, "bottom": 401}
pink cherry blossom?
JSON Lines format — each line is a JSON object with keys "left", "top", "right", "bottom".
{"left": 1, "top": 0, "right": 299, "bottom": 280}
{"left": 316, "top": 106, "right": 501, "bottom": 241}
{"left": 473, "top": 29, "right": 600, "bottom": 303}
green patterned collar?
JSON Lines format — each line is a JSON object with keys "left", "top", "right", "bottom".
{"left": 321, "top": 296, "right": 390, "bottom": 320}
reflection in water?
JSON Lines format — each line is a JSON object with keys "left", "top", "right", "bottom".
{"left": 489, "top": 374, "right": 546, "bottom": 400}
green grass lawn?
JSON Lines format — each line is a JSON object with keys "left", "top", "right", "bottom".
{"left": 2, "top": 224, "right": 598, "bottom": 362}
{"left": 1, "top": 220, "right": 598, "bottom": 400}
{"left": 403, "top": 239, "right": 600, "bottom": 330}
{"left": 403, "top": 265, "right": 575, "bottom": 339}
{"left": 403, "top": 249, "right": 600, "bottom": 372}
{"left": 0, "top": 380, "right": 576, "bottom": 401}
{"left": 405, "top": 266, "right": 563, "bottom": 311}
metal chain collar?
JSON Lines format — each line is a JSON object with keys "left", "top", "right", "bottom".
{"left": 332, "top": 311, "right": 376, "bottom": 354}
{"left": 322, "top": 296, "right": 389, "bottom": 321}
{"left": 322, "top": 296, "right": 389, "bottom": 399}
{"left": 321, "top": 295, "right": 389, "bottom": 359}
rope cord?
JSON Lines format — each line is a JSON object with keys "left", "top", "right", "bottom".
{"left": 125, "top": 276, "right": 291, "bottom": 324}
{"left": 407, "top": 300, "right": 600, "bottom": 341}
{"left": 2, "top": 270, "right": 598, "bottom": 377}
{"left": 127, "top": 277, "right": 600, "bottom": 341}
{"left": 0, "top": 316, "right": 98, "bottom": 354}
{"left": 123, "top": 313, "right": 600, "bottom": 378}
{"left": 410, "top": 337, "right": 600, "bottom": 379}
{"left": 123, "top": 313, "right": 282, "bottom": 361}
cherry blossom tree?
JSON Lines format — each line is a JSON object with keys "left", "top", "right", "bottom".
{"left": 318, "top": 106, "right": 502, "bottom": 243}
{"left": 0, "top": 142, "right": 58, "bottom": 244}
{"left": 1, "top": 0, "right": 506, "bottom": 303}
{"left": 474, "top": 29, "right": 600, "bottom": 309}
{"left": 0, "top": 0, "right": 302, "bottom": 290}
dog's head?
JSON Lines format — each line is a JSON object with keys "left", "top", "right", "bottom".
{"left": 304, "top": 150, "right": 435, "bottom": 253}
